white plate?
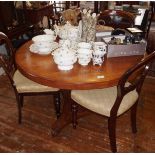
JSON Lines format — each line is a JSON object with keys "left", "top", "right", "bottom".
{"left": 29, "top": 42, "right": 59, "bottom": 55}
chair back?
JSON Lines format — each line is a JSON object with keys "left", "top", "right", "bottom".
{"left": 145, "top": 2, "right": 155, "bottom": 39}
{"left": 111, "top": 51, "right": 155, "bottom": 116}
{"left": 0, "top": 32, "right": 16, "bottom": 86}
{"left": 98, "top": 10, "right": 135, "bottom": 29}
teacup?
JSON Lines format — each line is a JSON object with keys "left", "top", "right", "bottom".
{"left": 77, "top": 48, "right": 92, "bottom": 56}
{"left": 78, "top": 42, "right": 92, "bottom": 49}
{"left": 78, "top": 57, "right": 91, "bottom": 66}
{"left": 78, "top": 54, "right": 92, "bottom": 59}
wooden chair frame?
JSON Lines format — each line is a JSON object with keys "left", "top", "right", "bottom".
{"left": 72, "top": 51, "right": 155, "bottom": 152}
{"left": 98, "top": 10, "right": 135, "bottom": 29}
{"left": 0, "top": 32, "right": 61, "bottom": 124}
{"left": 145, "top": 2, "right": 155, "bottom": 39}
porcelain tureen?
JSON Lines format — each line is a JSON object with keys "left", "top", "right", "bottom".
{"left": 52, "top": 40, "right": 77, "bottom": 71}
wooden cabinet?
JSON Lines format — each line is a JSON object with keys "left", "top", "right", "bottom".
{"left": 0, "top": 2, "right": 33, "bottom": 40}
{"left": 0, "top": 2, "right": 53, "bottom": 48}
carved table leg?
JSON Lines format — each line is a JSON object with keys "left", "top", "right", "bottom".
{"left": 51, "top": 90, "right": 72, "bottom": 136}
{"left": 53, "top": 92, "right": 61, "bottom": 118}
{"left": 51, "top": 90, "right": 91, "bottom": 136}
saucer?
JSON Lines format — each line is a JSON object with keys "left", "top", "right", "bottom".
{"left": 29, "top": 42, "right": 59, "bottom": 55}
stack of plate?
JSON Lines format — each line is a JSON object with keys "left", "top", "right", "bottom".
{"left": 30, "top": 34, "right": 58, "bottom": 55}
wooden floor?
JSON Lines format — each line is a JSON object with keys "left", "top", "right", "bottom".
{"left": 0, "top": 75, "right": 154, "bottom": 153}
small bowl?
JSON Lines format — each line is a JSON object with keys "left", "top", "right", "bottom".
{"left": 77, "top": 49, "right": 93, "bottom": 54}
{"left": 35, "top": 42, "right": 53, "bottom": 48}
{"left": 38, "top": 47, "right": 52, "bottom": 55}
{"left": 78, "top": 57, "right": 91, "bottom": 66}
{"left": 32, "top": 34, "right": 56, "bottom": 43}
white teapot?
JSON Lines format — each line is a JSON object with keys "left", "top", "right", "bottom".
{"left": 52, "top": 43, "right": 77, "bottom": 71}
{"left": 54, "top": 21, "right": 80, "bottom": 41}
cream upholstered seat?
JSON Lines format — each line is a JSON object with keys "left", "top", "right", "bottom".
{"left": 71, "top": 51, "right": 155, "bottom": 153}
{"left": 14, "top": 70, "right": 59, "bottom": 93}
{"left": 71, "top": 82, "right": 138, "bottom": 117}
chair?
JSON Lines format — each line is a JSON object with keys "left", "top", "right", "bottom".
{"left": 142, "top": 2, "right": 155, "bottom": 39}
{"left": 71, "top": 51, "right": 155, "bottom": 152}
{"left": 0, "top": 32, "right": 61, "bottom": 124}
{"left": 98, "top": 10, "right": 135, "bottom": 29}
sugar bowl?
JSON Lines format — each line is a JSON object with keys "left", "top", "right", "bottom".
{"left": 52, "top": 41, "right": 77, "bottom": 70}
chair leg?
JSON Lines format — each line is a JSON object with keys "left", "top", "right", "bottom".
{"left": 15, "top": 93, "right": 22, "bottom": 124}
{"left": 19, "top": 94, "right": 24, "bottom": 108}
{"left": 71, "top": 101, "right": 78, "bottom": 129}
{"left": 108, "top": 117, "right": 117, "bottom": 153}
{"left": 131, "top": 101, "right": 138, "bottom": 133}
{"left": 54, "top": 92, "right": 61, "bottom": 118}
{"left": 138, "top": 95, "right": 144, "bottom": 106}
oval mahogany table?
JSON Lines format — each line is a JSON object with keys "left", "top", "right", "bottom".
{"left": 15, "top": 40, "right": 143, "bottom": 135}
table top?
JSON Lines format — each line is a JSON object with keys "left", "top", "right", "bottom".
{"left": 15, "top": 41, "right": 143, "bottom": 90}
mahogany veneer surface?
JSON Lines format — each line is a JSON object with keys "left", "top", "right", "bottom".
{"left": 15, "top": 41, "right": 142, "bottom": 90}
